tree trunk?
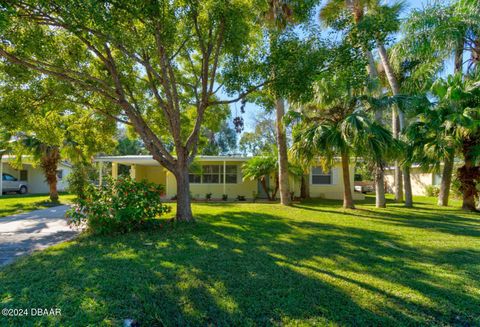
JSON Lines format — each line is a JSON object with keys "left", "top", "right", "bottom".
{"left": 174, "top": 166, "right": 194, "bottom": 221}
{"left": 459, "top": 139, "right": 479, "bottom": 211}
{"left": 261, "top": 176, "right": 272, "bottom": 201}
{"left": 300, "top": 174, "right": 310, "bottom": 199}
{"left": 341, "top": 151, "right": 355, "bottom": 209}
{"left": 275, "top": 98, "right": 291, "bottom": 205}
{"left": 40, "top": 147, "right": 60, "bottom": 202}
{"left": 436, "top": 39, "right": 463, "bottom": 207}
{"left": 365, "top": 48, "right": 387, "bottom": 208}
{"left": 403, "top": 166, "right": 413, "bottom": 207}
{"left": 438, "top": 149, "right": 454, "bottom": 206}
{"left": 271, "top": 174, "right": 280, "bottom": 200}
{"left": 377, "top": 42, "right": 412, "bottom": 204}
{"left": 374, "top": 166, "right": 386, "bottom": 208}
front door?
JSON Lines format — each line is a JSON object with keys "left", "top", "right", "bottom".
{"left": 257, "top": 176, "right": 270, "bottom": 199}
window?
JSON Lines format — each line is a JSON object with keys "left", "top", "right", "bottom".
{"left": 2, "top": 173, "right": 17, "bottom": 181}
{"left": 20, "top": 170, "right": 28, "bottom": 181}
{"left": 202, "top": 165, "right": 221, "bottom": 183}
{"left": 189, "top": 173, "right": 201, "bottom": 184}
{"left": 225, "top": 165, "right": 237, "bottom": 184}
{"left": 311, "top": 167, "right": 331, "bottom": 185}
{"left": 188, "top": 164, "right": 238, "bottom": 184}
{"left": 56, "top": 170, "right": 64, "bottom": 180}
{"left": 433, "top": 173, "right": 441, "bottom": 186}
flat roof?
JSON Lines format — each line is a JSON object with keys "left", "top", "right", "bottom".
{"left": 1, "top": 155, "right": 72, "bottom": 167}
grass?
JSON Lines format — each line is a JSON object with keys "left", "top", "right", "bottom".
{"left": 0, "top": 193, "right": 76, "bottom": 218}
{"left": 0, "top": 195, "right": 479, "bottom": 326}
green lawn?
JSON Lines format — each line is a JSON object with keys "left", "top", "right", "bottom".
{"left": 0, "top": 193, "right": 76, "bottom": 217}
{"left": 0, "top": 195, "right": 479, "bottom": 326}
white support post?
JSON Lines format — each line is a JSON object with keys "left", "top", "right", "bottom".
{"left": 98, "top": 161, "right": 103, "bottom": 187}
{"left": 223, "top": 160, "right": 226, "bottom": 195}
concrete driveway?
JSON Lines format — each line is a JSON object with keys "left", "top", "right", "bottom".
{"left": 0, "top": 205, "right": 80, "bottom": 266}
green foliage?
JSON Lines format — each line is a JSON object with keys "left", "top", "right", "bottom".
{"left": 239, "top": 115, "right": 277, "bottom": 155}
{"left": 242, "top": 156, "right": 277, "bottom": 181}
{"left": 67, "top": 177, "right": 170, "bottom": 235}
{"left": 288, "top": 70, "right": 399, "bottom": 170}
{"left": 424, "top": 185, "right": 440, "bottom": 198}
{"left": 66, "top": 163, "right": 97, "bottom": 200}
{"left": 201, "top": 121, "right": 238, "bottom": 155}
{"left": 242, "top": 155, "right": 279, "bottom": 200}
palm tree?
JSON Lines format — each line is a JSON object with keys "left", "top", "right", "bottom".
{"left": 263, "top": 1, "right": 317, "bottom": 206}
{"left": 319, "top": 0, "right": 388, "bottom": 208}
{"left": 397, "top": 0, "right": 480, "bottom": 206}
{"left": 431, "top": 74, "right": 480, "bottom": 211}
{"left": 263, "top": 0, "right": 294, "bottom": 206}
{"left": 12, "top": 135, "right": 61, "bottom": 202}
{"left": 288, "top": 75, "right": 398, "bottom": 209}
{"left": 242, "top": 156, "right": 279, "bottom": 201}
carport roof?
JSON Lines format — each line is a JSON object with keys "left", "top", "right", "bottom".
{"left": 94, "top": 155, "right": 252, "bottom": 166}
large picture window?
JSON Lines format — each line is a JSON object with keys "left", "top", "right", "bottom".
{"left": 311, "top": 167, "right": 332, "bottom": 185}
{"left": 225, "top": 165, "right": 238, "bottom": 183}
{"left": 189, "top": 164, "right": 238, "bottom": 184}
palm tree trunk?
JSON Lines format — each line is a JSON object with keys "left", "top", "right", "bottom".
{"left": 341, "top": 151, "right": 355, "bottom": 209}
{"left": 261, "top": 176, "right": 272, "bottom": 201}
{"left": 365, "top": 49, "right": 387, "bottom": 208}
{"left": 438, "top": 149, "right": 454, "bottom": 206}
{"left": 374, "top": 166, "right": 386, "bottom": 208}
{"left": 275, "top": 98, "right": 291, "bottom": 205}
{"left": 300, "top": 174, "right": 310, "bottom": 199}
{"left": 40, "top": 147, "right": 60, "bottom": 202}
{"left": 403, "top": 166, "right": 413, "bottom": 207}
{"left": 437, "top": 39, "right": 463, "bottom": 207}
{"left": 377, "top": 42, "right": 413, "bottom": 205}
{"left": 459, "top": 139, "right": 479, "bottom": 211}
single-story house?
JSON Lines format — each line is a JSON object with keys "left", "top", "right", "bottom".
{"left": 0, "top": 155, "right": 72, "bottom": 194}
{"left": 384, "top": 165, "right": 442, "bottom": 196}
{"left": 94, "top": 155, "right": 364, "bottom": 201}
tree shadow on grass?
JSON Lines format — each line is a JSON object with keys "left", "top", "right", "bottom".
{"left": 293, "top": 199, "right": 480, "bottom": 238}
{"left": 0, "top": 210, "right": 479, "bottom": 326}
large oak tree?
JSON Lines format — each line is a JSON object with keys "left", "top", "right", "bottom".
{"left": 0, "top": 0, "right": 266, "bottom": 221}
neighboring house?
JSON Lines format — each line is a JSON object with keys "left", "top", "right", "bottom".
{"left": 95, "top": 155, "right": 364, "bottom": 201}
{"left": 384, "top": 165, "right": 442, "bottom": 196}
{"left": 0, "top": 155, "right": 72, "bottom": 194}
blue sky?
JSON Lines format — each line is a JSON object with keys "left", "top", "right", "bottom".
{"left": 236, "top": 0, "right": 432, "bottom": 134}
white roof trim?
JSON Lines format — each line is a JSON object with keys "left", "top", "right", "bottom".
{"left": 94, "top": 155, "right": 253, "bottom": 165}
{"left": 1, "top": 155, "right": 72, "bottom": 168}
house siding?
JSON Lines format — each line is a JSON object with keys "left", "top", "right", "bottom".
{"left": 384, "top": 167, "right": 435, "bottom": 196}
{"left": 1, "top": 162, "right": 71, "bottom": 194}
{"left": 123, "top": 159, "right": 363, "bottom": 201}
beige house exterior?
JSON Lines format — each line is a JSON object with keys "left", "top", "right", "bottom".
{"left": 0, "top": 156, "right": 71, "bottom": 194}
{"left": 384, "top": 166, "right": 441, "bottom": 196}
{"left": 95, "top": 155, "right": 364, "bottom": 201}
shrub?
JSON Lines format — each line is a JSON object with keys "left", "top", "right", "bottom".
{"left": 66, "top": 163, "right": 96, "bottom": 199}
{"left": 425, "top": 185, "right": 440, "bottom": 197}
{"left": 205, "top": 192, "right": 212, "bottom": 200}
{"left": 237, "top": 195, "right": 246, "bottom": 201}
{"left": 222, "top": 194, "right": 228, "bottom": 201}
{"left": 67, "top": 176, "right": 170, "bottom": 234}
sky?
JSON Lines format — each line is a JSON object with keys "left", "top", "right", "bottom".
{"left": 236, "top": 0, "right": 432, "bottom": 135}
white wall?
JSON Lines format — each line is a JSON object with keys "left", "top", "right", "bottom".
{"left": 1, "top": 162, "right": 71, "bottom": 194}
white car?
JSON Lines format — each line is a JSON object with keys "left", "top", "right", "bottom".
{"left": 2, "top": 173, "right": 28, "bottom": 194}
